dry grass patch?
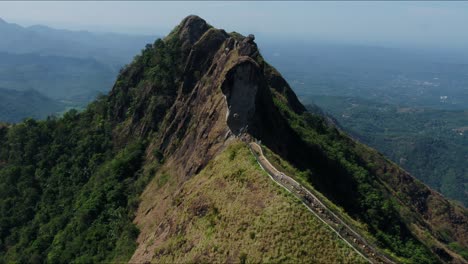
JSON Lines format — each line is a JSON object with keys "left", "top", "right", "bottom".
{"left": 148, "top": 141, "right": 366, "bottom": 263}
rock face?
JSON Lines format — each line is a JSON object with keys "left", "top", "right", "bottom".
{"left": 222, "top": 59, "right": 260, "bottom": 135}
{"left": 110, "top": 15, "right": 304, "bottom": 180}
{"left": 173, "top": 15, "right": 211, "bottom": 53}
{"left": 109, "top": 15, "right": 306, "bottom": 170}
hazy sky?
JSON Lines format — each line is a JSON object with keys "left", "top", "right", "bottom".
{"left": 1, "top": 1, "right": 468, "bottom": 50}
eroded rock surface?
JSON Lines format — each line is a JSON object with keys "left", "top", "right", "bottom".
{"left": 222, "top": 59, "right": 260, "bottom": 135}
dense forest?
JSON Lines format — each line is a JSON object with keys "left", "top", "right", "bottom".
{"left": 0, "top": 102, "right": 146, "bottom": 263}
{"left": 0, "top": 27, "right": 183, "bottom": 264}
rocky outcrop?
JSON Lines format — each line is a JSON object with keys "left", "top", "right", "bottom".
{"left": 222, "top": 59, "right": 260, "bottom": 135}
{"left": 172, "top": 15, "right": 211, "bottom": 53}
{"left": 145, "top": 16, "right": 294, "bottom": 178}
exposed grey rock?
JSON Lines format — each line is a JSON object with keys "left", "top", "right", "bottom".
{"left": 175, "top": 15, "right": 211, "bottom": 52}
{"left": 244, "top": 34, "right": 255, "bottom": 43}
{"left": 222, "top": 59, "right": 260, "bottom": 135}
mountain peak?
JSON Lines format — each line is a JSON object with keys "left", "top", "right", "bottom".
{"left": 180, "top": 15, "right": 207, "bottom": 27}
{"left": 171, "top": 15, "right": 211, "bottom": 51}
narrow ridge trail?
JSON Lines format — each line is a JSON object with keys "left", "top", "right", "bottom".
{"left": 248, "top": 142, "right": 395, "bottom": 264}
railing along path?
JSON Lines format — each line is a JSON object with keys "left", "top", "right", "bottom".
{"left": 248, "top": 142, "right": 394, "bottom": 264}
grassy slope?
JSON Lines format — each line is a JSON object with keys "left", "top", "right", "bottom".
{"left": 135, "top": 141, "right": 365, "bottom": 263}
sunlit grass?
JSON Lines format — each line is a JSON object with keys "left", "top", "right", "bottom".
{"left": 150, "top": 141, "right": 366, "bottom": 263}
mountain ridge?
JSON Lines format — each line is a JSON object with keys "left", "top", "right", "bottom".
{"left": 113, "top": 15, "right": 466, "bottom": 262}
{"left": 0, "top": 15, "right": 466, "bottom": 263}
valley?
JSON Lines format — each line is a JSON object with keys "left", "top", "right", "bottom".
{"left": 0, "top": 18, "right": 155, "bottom": 122}
{"left": 259, "top": 41, "right": 468, "bottom": 208}
{"left": 304, "top": 95, "right": 468, "bottom": 207}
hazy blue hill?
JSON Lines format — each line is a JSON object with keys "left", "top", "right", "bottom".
{"left": 0, "top": 52, "right": 115, "bottom": 101}
{"left": 0, "top": 87, "right": 64, "bottom": 123}
{"left": 0, "top": 17, "right": 157, "bottom": 122}
{"left": 26, "top": 24, "right": 157, "bottom": 68}
{"left": 0, "top": 17, "right": 156, "bottom": 68}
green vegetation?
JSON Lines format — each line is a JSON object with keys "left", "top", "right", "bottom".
{"left": 0, "top": 35, "right": 183, "bottom": 263}
{"left": 145, "top": 142, "right": 366, "bottom": 263}
{"left": 449, "top": 242, "right": 468, "bottom": 260}
{"left": 0, "top": 97, "right": 152, "bottom": 263}
{"left": 108, "top": 36, "right": 184, "bottom": 133}
{"left": 270, "top": 90, "right": 439, "bottom": 263}
{"left": 261, "top": 145, "right": 369, "bottom": 234}
{"left": 306, "top": 95, "right": 467, "bottom": 206}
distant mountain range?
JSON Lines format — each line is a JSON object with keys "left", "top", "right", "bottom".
{"left": 0, "top": 87, "right": 63, "bottom": 123}
{"left": 0, "top": 52, "right": 116, "bottom": 100}
{"left": 0, "top": 17, "right": 157, "bottom": 122}
{"left": 0, "top": 17, "right": 156, "bottom": 68}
